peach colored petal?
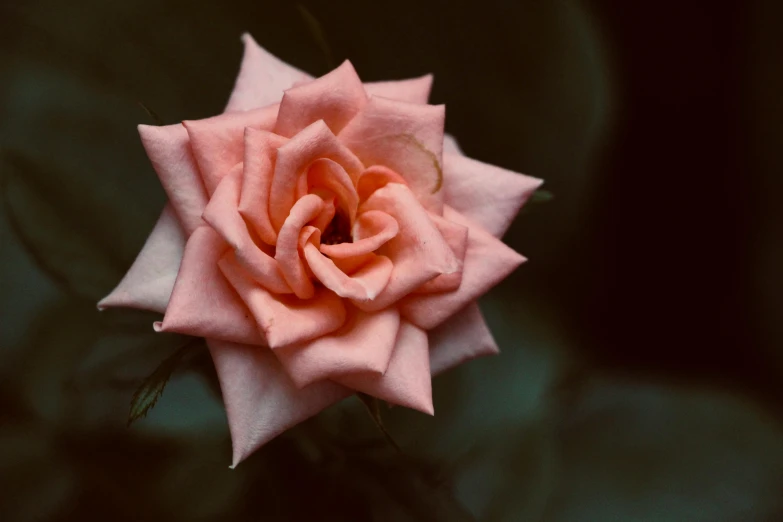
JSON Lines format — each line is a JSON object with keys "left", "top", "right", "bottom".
{"left": 304, "top": 243, "right": 393, "bottom": 302}
{"left": 412, "top": 211, "right": 469, "bottom": 294}
{"left": 338, "top": 96, "right": 446, "bottom": 213}
{"left": 224, "top": 33, "right": 313, "bottom": 113}
{"left": 354, "top": 183, "right": 458, "bottom": 312}
{"left": 183, "top": 105, "right": 278, "bottom": 194}
{"left": 98, "top": 205, "right": 185, "bottom": 314}
{"left": 442, "top": 133, "right": 464, "bottom": 156}
{"left": 238, "top": 128, "right": 288, "bottom": 245}
{"left": 138, "top": 124, "right": 208, "bottom": 234}
{"left": 274, "top": 60, "right": 367, "bottom": 138}
{"left": 442, "top": 153, "right": 543, "bottom": 238}
{"left": 202, "top": 164, "right": 291, "bottom": 294}
{"left": 334, "top": 320, "right": 433, "bottom": 415}
{"left": 399, "top": 210, "right": 526, "bottom": 330}
{"left": 219, "top": 254, "right": 346, "bottom": 348}
{"left": 274, "top": 307, "right": 400, "bottom": 388}
{"left": 427, "top": 303, "right": 499, "bottom": 376}
{"left": 364, "top": 74, "right": 433, "bottom": 104}
{"left": 307, "top": 158, "right": 359, "bottom": 223}
{"left": 356, "top": 165, "right": 409, "bottom": 201}
{"left": 274, "top": 194, "right": 324, "bottom": 299}
{"left": 319, "top": 210, "right": 399, "bottom": 259}
{"left": 208, "top": 339, "right": 350, "bottom": 467}
{"left": 307, "top": 198, "right": 336, "bottom": 233}
{"left": 268, "top": 121, "right": 363, "bottom": 231}
{"left": 156, "top": 226, "right": 265, "bottom": 345}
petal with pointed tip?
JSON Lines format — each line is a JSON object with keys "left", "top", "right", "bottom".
{"left": 98, "top": 205, "right": 184, "bottom": 314}
{"left": 208, "top": 339, "right": 349, "bottom": 467}
{"left": 138, "top": 124, "right": 208, "bottom": 234}
{"left": 442, "top": 153, "right": 542, "bottom": 238}
{"left": 274, "top": 60, "right": 367, "bottom": 138}
{"left": 225, "top": 33, "right": 313, "bottom": 112}
{"left": 428, "top": 303, "right": 499, "bottom": 376}
{"left": 335, "top": 320, "right": 433, "bottom": 415}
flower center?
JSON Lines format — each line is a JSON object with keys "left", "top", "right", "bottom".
{"left": 321, "top": 210, "right": 353, "bottom": 245}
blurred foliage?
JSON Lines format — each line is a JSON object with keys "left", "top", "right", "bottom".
{"left": 0, "top": 1, "right": 781, "bottom": 521}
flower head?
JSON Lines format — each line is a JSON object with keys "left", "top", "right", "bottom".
{"left": 100, "top": 34, "right": 542, "bottom": 466}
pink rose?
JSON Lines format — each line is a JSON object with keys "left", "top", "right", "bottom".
{"left": 100, "top": 34, "right": 542, "bottom": 466}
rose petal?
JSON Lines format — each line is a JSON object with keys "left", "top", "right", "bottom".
{"left": 338, "top": 96, "right": 446, "bottom": 213}
{"left": 355, "top": 183, "right": 458, "bottom": 312}
{"left": 356, "top": 165, "right": 409, "bottom": 201}
{"left": 399, "top": 210, "right": 526, "bottom": 330}
{"left": 202, "top": 164, "right": 290, "bottom": 294}
{"left": 413, "top": 211, "right": 469, "bottom": 294}
{"left": 274, "top": 194, "right": 325, "bottom": 299}
{"left": 274, "top": 60, "right": 367, "bottom": 138}
{"left": 319, "top": 210, "right": 399, "bottom": 259}
{"left": 443, "top": 153, "right": 543, "bottom": 238}
{"left": 268, "top": 120, "right": 363, "bottom": 231}
{"left": 274, "top": 307, "right": 400, "bottom": 388}
{"left": 138, "top": 124, "right": 208, "bottom": 234}
{"left": 335, "top": 320, "right": 433, "bottom": 415}
{"left": 224, "top": 33, "right": 313, "bottom": 113}
{"left": 208, "top": 339, "right": 350, "bottom": 467}
{"left": 442, "top": 133, "right": 464, "bottom": 156}
{"left": 184, "top": 105, "right": 279, "bottom": 194}
{"left": 304, "top": 243, "right": 393, "bottom": 301}
{"left": 238, "top": 128, "right": 288, "bottom": 245}
{"left": 307, "top": 158, "right": 359, "bottom": 223}
{"left": 428, "top": 303, "right": 499, "bottom": 376}
{"left": 219, "top": 254, "right": 346, "bottom": 348}
{"left": 98, "top": 205, "right": 185, "bottom": 314}
{"left": 364, "top": 74, "right": 433, "bottom": 104}
{"left": 156, "top": 226, "right": 265, "bottom": 345}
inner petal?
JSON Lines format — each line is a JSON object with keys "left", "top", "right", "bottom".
{"left": 274, "top": 194, "right": 325, "bottom": 299}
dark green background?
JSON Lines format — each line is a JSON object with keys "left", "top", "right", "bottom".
{"left": 1, "top": 1, "right": 781, "bottom": 520}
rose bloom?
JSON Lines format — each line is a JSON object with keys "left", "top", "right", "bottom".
{"left": 100, "top": 34, "right": 541, "bottom": 466}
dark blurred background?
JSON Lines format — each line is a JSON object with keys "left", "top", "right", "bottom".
{"left": 1, "top": 1, "right": 781, "bottom": 521}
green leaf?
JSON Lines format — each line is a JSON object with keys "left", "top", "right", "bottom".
{"left": 356, "top": 393, "right": 401, "bottom": 452}
{"left": 127, "top": 338, "right": 197, "bottom": 426}
{"left": 1, "top": 151, "right": 125, "bottom": 301}
{"left": 530, "top": 188, "right": 554, "bottom": 204}
{"left": 297, "top": 4, "right": 335, "bottom": 70}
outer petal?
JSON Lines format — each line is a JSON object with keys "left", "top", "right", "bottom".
{"left": 202, "top": 164, "right": 291, "bottom": 294}
{"left": 338, "top": 96, "right": 446, "bottom": 213}
{"left": 442, "top": 153, "right": 542, "bottom": 238}
{"left": 138, "top": 124, "right": 208, "bottom": 234}
{"left": 219, "top": 254, "right": 346, "bottom": 348}
{"left": 208, "top": 339, "right": 350, "bottom": 467}
{"left": 399, "top": 209, "right": 526, "bottom": 329}
{"left": 183, "top": 105, "right": 279, "bottom": 194}
{"left": 364, "top": 74, "right": 433, "bottom": 104}
{"left": 355, "top": 183, "right": 458, "bottom": 312}
{"left": 98, "top": 205, "right": 185, "bottom": 314}
{"left": 427, "top": 303, "right": 499, "bottom": 376}
{"left": 274, "top": 307, "right": 400, "bottom": 388}
{"left": 274, "top": 60, "right": 367, "bottom": 138}
{"left": 224, "top": 33, "right": 313, "bottom": 113}
{"left": 156, "top": 227, "right": 265, "bottom": 345}
{"left": 334, "top": 320, "right": 433, "bottom": 415}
